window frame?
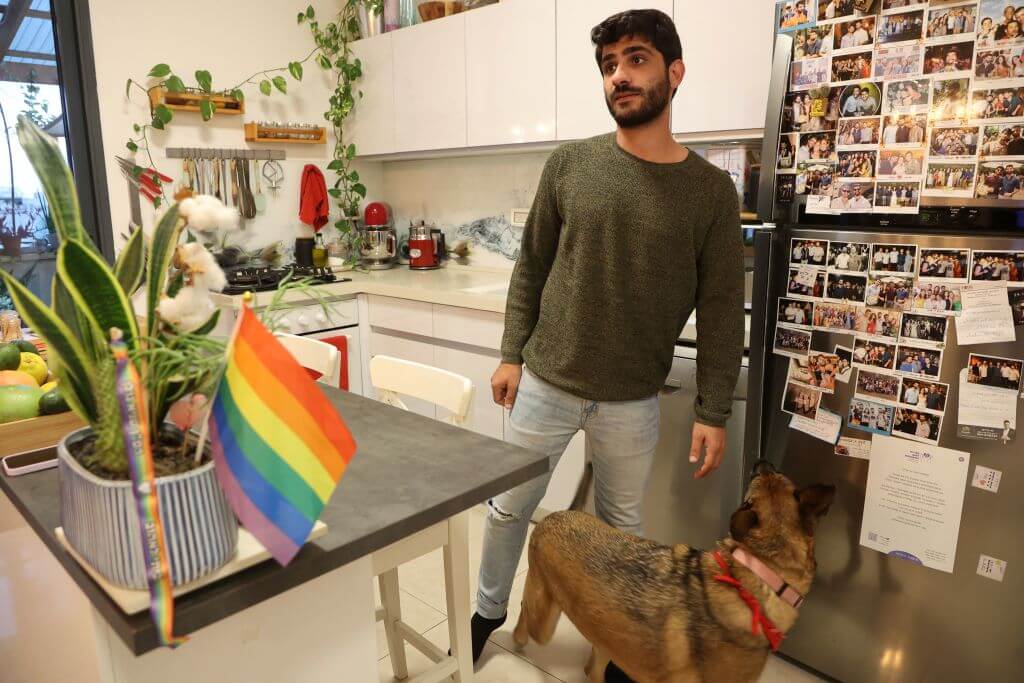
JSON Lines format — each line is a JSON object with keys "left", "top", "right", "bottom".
{"left": 49, "top": 0, "right": 114, "bottom": 260}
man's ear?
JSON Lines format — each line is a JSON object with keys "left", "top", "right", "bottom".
{"left": 797, "top": 484, "right": 836, "bottom": 536}
{"left": 669, "top": 59, "right": 685, "bottom": 93}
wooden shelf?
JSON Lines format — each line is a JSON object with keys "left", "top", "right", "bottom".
{"left": 243, "top": 122, "right": 326, "bottom": 144}
{"left": 0, "top": 411, "right": 85, "bottom": 457}
{"left": 149, "top": 87, "right": 244, "bottom": 115}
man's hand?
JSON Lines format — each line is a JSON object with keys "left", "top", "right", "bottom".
{"left": 491, "top": 363, "right": 523, "bottom": 409}
{"left": 689, "top": 422, "right": 726, "bottom": 479}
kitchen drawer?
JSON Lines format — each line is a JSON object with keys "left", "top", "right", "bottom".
{"left": 432, "top": 304, "right": 504, "bottom": 351}
{"left": 367, "top": 295, "right": 433, "bottom": 336}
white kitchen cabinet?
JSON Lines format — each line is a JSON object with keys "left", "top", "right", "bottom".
{"left": 367, "top": 295, "right": 433, "bottom": 337}
{"left": 433, "top": 345, "right": 504, "bottom": 440}
{"left": 556, "top": 0, "right": 674, "bottom": 141}
{"left": 465, "top": 0, "right": 556, "bottom": 146}
{"left": 392, "top": 14, "right": 467, "bottom": 152}
{"left": 349, "top": 33, "right": 396, "bottom": 156}
{"left": 367, "top": 331, "right": 437, "bottom": 420}
{"left": 672, "top": 0, "right": 774, "bottom": 134}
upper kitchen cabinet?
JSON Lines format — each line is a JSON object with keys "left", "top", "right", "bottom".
{"left": 349, "top": 33, "right": 396, "bottom": 156}
{"left": 393, "top": 14, "right": 468, "bottom": 152}
{"left": 556, "top": 0, "right": 673, "bottom": 141}
{"left": 672, "top": 0, "right": 775, "bottom": 135}
{"left": 466, "top": 0, "right": 556, "bottom": 147}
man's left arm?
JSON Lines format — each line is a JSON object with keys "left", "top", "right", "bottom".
{"left": 690, "top": 177, "right": 746, "bottom": 479}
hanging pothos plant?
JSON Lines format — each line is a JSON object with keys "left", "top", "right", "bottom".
{"left": 299, "top": 2, "right": 368, "bottom": 242}
{"left": 123, "top": 49, "right": 319, "bottom": 206}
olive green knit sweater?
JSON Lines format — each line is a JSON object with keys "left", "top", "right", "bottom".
{"left": 501, "top": 133, "right": 745, "bottom": 427}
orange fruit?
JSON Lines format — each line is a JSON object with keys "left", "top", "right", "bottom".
{"left": 0, "top": 370, "right": 39, "bottom": 388}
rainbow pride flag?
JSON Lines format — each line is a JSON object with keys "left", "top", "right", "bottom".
{"left": 207, "top": 305, "right": 357, "bottom": 565}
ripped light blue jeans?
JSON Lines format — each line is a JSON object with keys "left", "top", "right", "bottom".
{"left": 475, "top": 366, "right": 660, "bottom": 619}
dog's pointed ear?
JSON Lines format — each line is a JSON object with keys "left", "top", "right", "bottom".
{"left": 797, "top": 484, "right": 836, "bottom": 536}
{"left": 730, "top": 507, "right": 759, "bottom": 542}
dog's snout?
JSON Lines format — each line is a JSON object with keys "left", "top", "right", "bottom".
{"left": 751, "top": 460, "right": 777, "bottom": 478}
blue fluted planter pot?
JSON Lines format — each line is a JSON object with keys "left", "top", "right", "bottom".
{"left": 58, "top": 428, "right": 238, "bottom": 590}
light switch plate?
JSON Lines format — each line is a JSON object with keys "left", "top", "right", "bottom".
{"left": 510, "top": 208, "right": 531, "bottom": 228}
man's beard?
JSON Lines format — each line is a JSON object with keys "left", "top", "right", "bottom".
{"left": 605, "top": 76, "right": 671, "bottom": 128}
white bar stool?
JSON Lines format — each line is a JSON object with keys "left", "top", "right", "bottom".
{"left": 370, "top": 355, "right": 475, "bottom": 682}
{"left": 275, "top": 333, "right": 340, "bottom": 386}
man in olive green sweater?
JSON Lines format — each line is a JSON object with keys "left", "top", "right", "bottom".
{"left": 469, "top": 9, "right": 745, "bottom": 668}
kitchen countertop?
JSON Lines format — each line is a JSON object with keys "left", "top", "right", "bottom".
{"left": 0, "top": 385, "right": 548, "bottom": 655}
{"left": 211, "top": 265, "right": 513, "bottom": 313}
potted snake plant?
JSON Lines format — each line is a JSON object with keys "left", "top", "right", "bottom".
{"left": 0, "top": 118, "right": 241, "bottom": 589}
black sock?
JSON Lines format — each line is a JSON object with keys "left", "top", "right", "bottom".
{"left": 449, "top": 612, "right": 507, "bottom": 664}
{"left": 605, "top": 660, "right": 635, "bottom": 682}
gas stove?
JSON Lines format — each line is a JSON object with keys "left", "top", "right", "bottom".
{"left": 222, "top": 265, "right": 349, "bottom": 295}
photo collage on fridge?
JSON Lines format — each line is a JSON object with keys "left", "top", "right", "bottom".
{"left": 777, "top": 0, "right": 1024, "bottom": 213}
{"left": 776, "top": 237, "right": 1024, "bottom": 447}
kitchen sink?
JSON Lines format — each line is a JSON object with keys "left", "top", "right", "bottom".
{"left": 460, "top": 283, "right": 510, "bottom": 297}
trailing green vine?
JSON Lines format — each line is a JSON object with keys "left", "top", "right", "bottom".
{"left": 299, "top": 1, "right": 368, "bottom": 241}
{"left": 121, "top": 0, "right": 376, "bottom": 255}
{"left": 123, "top": 48, "right": 319, "bottom": 206}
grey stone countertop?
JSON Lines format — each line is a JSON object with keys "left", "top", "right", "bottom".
{"left": 0, "top": 386, "right": 547, "bottom": 655}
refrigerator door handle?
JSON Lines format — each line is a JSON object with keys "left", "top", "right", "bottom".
{"left": 742, "top": 228, "right": 777, "bottom": 472}
{"left": 757, "top": 32, "right": 794, "bottom": 224}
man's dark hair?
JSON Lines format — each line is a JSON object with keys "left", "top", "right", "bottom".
{"left": 591, "top": 9, "right": 683, "bottom": 76}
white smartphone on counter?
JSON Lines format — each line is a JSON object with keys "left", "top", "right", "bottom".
{"left": 2, "top": 449, "right": 58, "bottom": 477}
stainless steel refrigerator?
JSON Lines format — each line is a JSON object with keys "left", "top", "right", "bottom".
{"left": 745, "top": 27, "right": 1024, "bottom": 683}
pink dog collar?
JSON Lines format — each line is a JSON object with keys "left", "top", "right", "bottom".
{"left": 731, "top": 547, "right": 806, "bottom": 609}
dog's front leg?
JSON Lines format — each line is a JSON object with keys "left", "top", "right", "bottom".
{"left": 585, "top": 646, "right": 611, "bottom": 683}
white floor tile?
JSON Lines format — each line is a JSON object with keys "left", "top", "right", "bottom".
{"left": 759, "top": 655, "right": 828, "bottom": 683}
{"left": 0, "top": 497, "right": 99, "bottom": 683}
{"left": 378, "top": 620, "right": 561, "bottom": 683}
{"left": 488, "top": 572, "right": 593, "bottom": 683}
{"left": 374, "top": 589, "right": 447, "bottom": 660}
{"left": 397, "top": 507, "right": 529, "bottom": 615}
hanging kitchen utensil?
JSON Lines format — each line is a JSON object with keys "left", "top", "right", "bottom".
{"left": 262, "top": 160, "right": 284, "bottom": 191}
{"left": 212, "top": 157, "right": 222, "bottom": 201}
{"left": 252, "top": 159, "right": 266, "bottom": 214}
{"left": 240, "top": 157, "right": 257, "bottom": 219}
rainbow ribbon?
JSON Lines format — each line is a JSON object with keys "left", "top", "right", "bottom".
{"left": 111, "top": 336, "right": 187, "bottom": 648}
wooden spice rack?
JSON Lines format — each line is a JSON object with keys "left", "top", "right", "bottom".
{"left": 243, "top": 122, "right": 326, "bottom": 144}
{"left": 148, "top": 87, "right": 245, "bottom": 115}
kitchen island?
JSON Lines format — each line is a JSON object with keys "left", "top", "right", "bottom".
{"left": 0, "top": 385, "right": 548, "bottom": 682}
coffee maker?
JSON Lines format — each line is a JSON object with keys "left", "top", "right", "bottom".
{"left": 359, "top": 202, "right": 397, "bottom": 270}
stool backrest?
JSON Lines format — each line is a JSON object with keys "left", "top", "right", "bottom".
{"left": 369, "top": 355, "right": 474, "bottom": 426}
{"left": 275, "top": 333, "right": 340, "bottom": 386}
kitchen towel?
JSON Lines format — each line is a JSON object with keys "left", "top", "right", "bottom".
{"left": 299, "top": 164, "right": 329, "bottom": 232}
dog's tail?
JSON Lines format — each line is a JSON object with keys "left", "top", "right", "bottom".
{"left": 568, "top": 461, "right": 594, "bottom": 512}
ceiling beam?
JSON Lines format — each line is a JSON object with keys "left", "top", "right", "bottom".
{"left": 0, "top": 0, "right": 32, "bottom": 61}
{"left": 0, "top": 61, "right": 58, "bottom": 84}
{"left": 6, "top": 48, "right": 56, "bottom": 61}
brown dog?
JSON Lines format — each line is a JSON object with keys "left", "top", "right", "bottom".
{"left": 513, "top": 460, "right": 835, "bottom": 682}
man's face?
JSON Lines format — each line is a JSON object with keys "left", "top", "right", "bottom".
{"left": 600, "top": 36, "right": 680, "bottom": 128}
{"left": 945, "top": 50, "right": 958, "bottom": 66}
{"left": 1009, "top": 21, "right": 1021, "bottom": 38}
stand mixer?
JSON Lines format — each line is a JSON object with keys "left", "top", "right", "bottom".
{"left": 359, "top": 201, "right": 397, "bottom": 270}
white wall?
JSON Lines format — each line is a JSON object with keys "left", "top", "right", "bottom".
{"left": 89, "top": 0, "right": 383, "bottom": 252}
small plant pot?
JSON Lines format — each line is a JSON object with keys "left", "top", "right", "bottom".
{"left": 58, "top": 427, "right": 238, "bottom": 590}
{"left": 1, "top": 236, "right": 22, "bottom": 257}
